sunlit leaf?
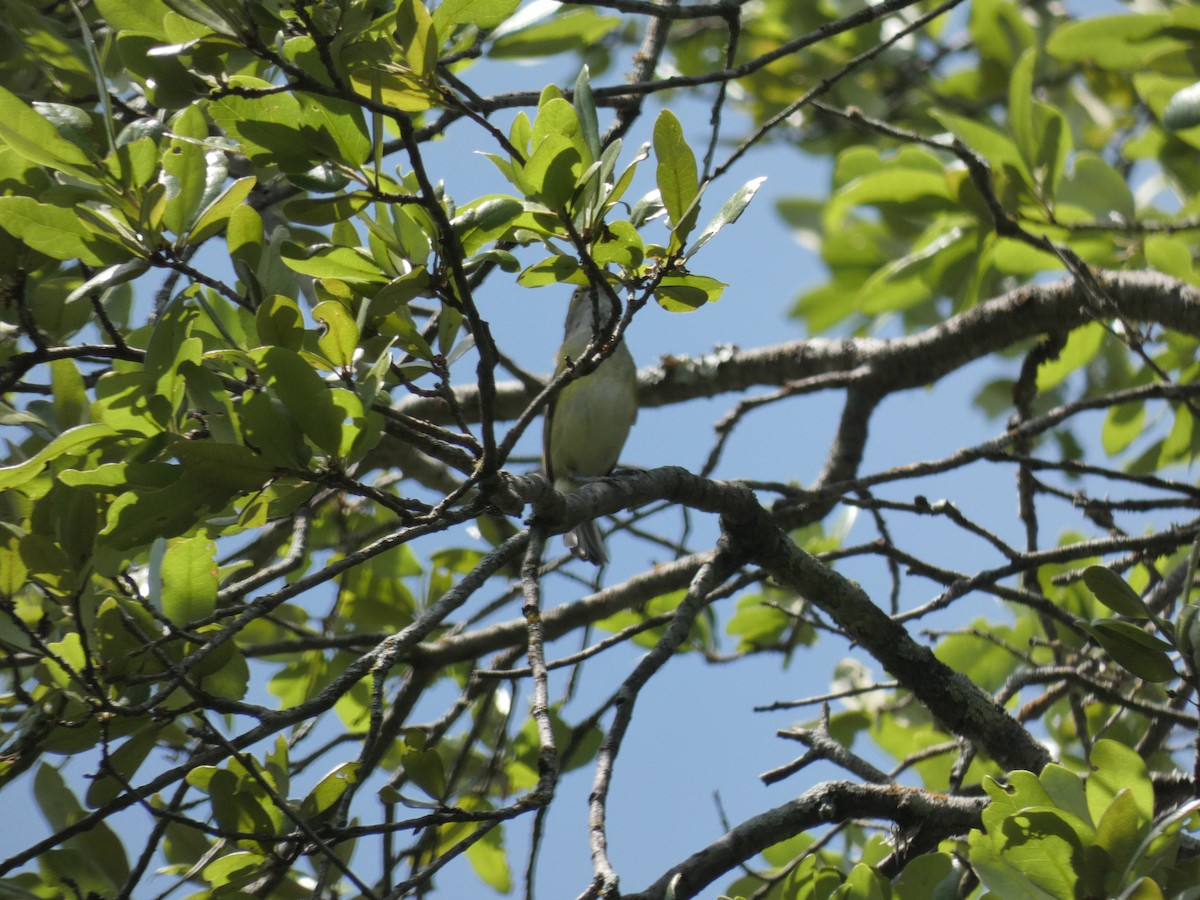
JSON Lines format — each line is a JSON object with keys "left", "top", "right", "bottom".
{"left": 0, "top": 85, "right": 99, "bottom": 181}
{"left": 0, "top": 424, "right": 118, "bottom": 491}
{"left": 0, "top": 196, "right": 129, "bottom": 265}
{"left": 653, "top": 109, "right": 699, "bottom": 248}
{"left": 314, "top": 300, "right": 360, "bottom": 369}
{"left": 489, "top": 7, "right": 621, "bottom": 59}
{"left": 300, "top": 762, "right": 360, "bottom": 819}
{"left": 1087, "top": 739, "right": 1155, "bottom": 826}
{"left": 281, "top": 242, "right": 387, "bottom": 283}
{"left": 433, "top": 0, "right": 521, "bottom": 32}
{"left": 685, "top": 176, "right": 766, "bottom": 260}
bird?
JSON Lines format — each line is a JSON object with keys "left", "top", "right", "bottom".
{"left": 542, "top": 288, "right": 638, "bottom": 565}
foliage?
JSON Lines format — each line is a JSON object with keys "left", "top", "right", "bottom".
{"left": 4, "top": 0, "right": 1200, "bottom": 898}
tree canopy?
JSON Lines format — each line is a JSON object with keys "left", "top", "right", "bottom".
{"left": 4, "top": 0, "right": 1200, "bottom": 898}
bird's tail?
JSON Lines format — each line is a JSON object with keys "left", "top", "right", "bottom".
{"left": 564, "top": 519, "right": 607, "bottom": 566}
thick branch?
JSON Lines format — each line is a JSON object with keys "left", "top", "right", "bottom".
{"left": 391, "top": 270, "right": 1200, "bottom": 428}
{"left": 622, "top": 781, "right": 984, "bottom": 900}
{"left": 506, "top": 468, "right": 1049, "bottom": 773}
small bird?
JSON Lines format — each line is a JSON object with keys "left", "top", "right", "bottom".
{"left": 542, "top": 288, "right": 638, "bottom": 565}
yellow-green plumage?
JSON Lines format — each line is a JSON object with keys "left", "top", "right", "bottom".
{"left": 543, "top": 290, "right": 638, "bottom": 565}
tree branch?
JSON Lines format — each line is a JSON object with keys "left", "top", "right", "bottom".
{"left": 390, "top": 270, "right": 1200, "bottom": 429}
{"left": 623, "top": 781, "right": 985, "bottom": 900}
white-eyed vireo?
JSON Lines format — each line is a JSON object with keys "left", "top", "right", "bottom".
{"left": 542, "top": 289, "right": 638, "bottom": 565}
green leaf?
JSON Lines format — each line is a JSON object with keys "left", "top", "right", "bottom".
{"left": 1093, "top": 789, "right": 1144, "bottom": 893}
{"left": 935, "top": 617, "right": 1034, "bottom": 692}
{"left": 202, "top": 851, "right": 265, "bottom": 890}
{"left": 297, "top": 93, "right": 371, "bottom": 168}
{"left": 54, "top": 487, "right": 99, "bottom": 578}
{"left": 252, "top": 346, "right": 344, "bottom": 456}
{"left": 34, "top": 764, "right": 130, "bottom": 889}
{"left": 108, "top": 135, "right": 161, "bottom": 190}
{"left": 685, "top": 176, "right": 766, "bottom": 260}
{"left": 518, "top": 255, "right": 582, "bottom": 287}
{"left": 314, "top": 300, "right": 360, "bottom": 369}
{"left": 160, "top": 534, "right": 218, "bottom": 624}
{"left": 12, "top": 533, "right": 67, "bottom": 598}
{"left": 969, "top": 0, "right": 1035, "bottom": 66}
{"left": 94, "top": 0, "right": 171, "bottom": 37}
{"left": 1039, "top": 764, "right": 1093, "bottom": 829}
{"left": 466, "top": 825, "right": 513, "bottom": 893}
{"left": 593, "top": 220, "right": 644, "bottom": 270}
{"left": 180, "top": 361, "right": 240, "bottom": 443}
{"left": 171, "top": 441, "right": 276, "bottom": 492}
{"left": 931, "top": 108, "right": 1025, "bottom": 177}
{"left": 653, "top": 109, "right": 700, "bottom": 247}
{"left": 59, "top": 461, "right": 173, "bottom": 490}
{"left": 160, "top": 0, "right": 239, "bottom": 35}
{"left": 489, "top": 8, "right": 621, "bottom": 59}
{"left": 395, "top": 0, "right": 440, "bottom": 77}
{"left": 256, "top": 294, "right": 305, "bottom": 350}
{"left": 1033, "top": 100, "right": 1071, "bottom": 199}
{"left": 1009, "top": 48, "right": 1037, "bottom": 180}
{"left": 973, "top": 777, "right": 1090, "bottom": 897}
{"left": 1081, "top": 619, "right": 1177, "bottom": 683}
{"left": 35, "top": 101, "right": 95, "bottom": 151}
{"left": 1087, "top": 739, "right": 1155, "bottom": 826}
{"left": 390, "top": 204, "right": 434, "bottom": 265}
{"left": 50, "top": 358, "right": 90, "bottom": 430}
{"left": 522, "top": 133, "right": 581, "bottom": 208}
{"left": 724, "top": 595, "right": 785, "bottom": 647}
{"left": 300, "top": 762, "right": 360, "bottom": 818}
{"left": 433, "top": 0, "right": 521, "bottom": 32}
{"left": 208, "top": 76, "right": 313, "bottom": 172}
{"left": 1121, "top": 877, "right": 1167, "bottom": 900}
{"left": 65, "top": 259, "right": 151, "bottom": 305}
{"left": 85, "top": 728, "right": 161, "bottom": 808}
{"left": 0, "top": 423, "right": 118, "bottom": 491}
{"left": 285, "top": 192, "right": 373, "bottom": 225}
{"left": 1164, "top": 81, "right": 1200, "bottom": 131}
{"left": 825, "top": 168, "right": 953, "bottom": 230}
{"left": 608, "top": 140, "right": 648, "bottom": 212}
{"left": 237, "top": 389, "right": 309, "bottom": 469}
{"left": 281, "top": 242, "right": 388, "bottom": 283}
{"left": 1160, "top": 403, "right": 1199, "bottom": 465}
{"left": 0, "top": 535, "right": 27, "bottom": 596}
{"left": 98, "top": 474, "right": 234, "bottom": 555}
{"left": 574, "top": 66, "right": 600, "bottom": 163}
{"left": 0, "top": 85, "right": 99, "bottom": 181}
{"left": 161, "top": 104, "right": 213, "bottom": 236}
{"left": 401, "top": 745, "right": 447, "bottom": 801}
{"left": 1082, "top": 566, "right": 1150, "bottom": 619}
{"left": 842, "top": 862, "right": 891, "bottom": 900}
{"left": 349, "top": 67, "right": 440, "bottom": 113}
{"left": 450, "top": 196, "right": 523, "bottom": 255}
{"left": 0, "top": 196, "right": 128, "bottom": 265}
{"left": 1046, "top": 14, "right": 1175, "bottom": 69}
{"left": 654, "top": 274, "right": 727, "bottom": 311}
{"left": 1058, "top": 153, "right": 1135, "bottom": 224}
{"left": 1144, "top": 234, "right": 1195, "bottom": 282}
{"left": 143, "top": 298, "right": 201, "bottom": 409}
{"left": 1036, "top": 322, "right": 1105, "bottom": 391}
{"left": 227, "top": 203, "right": 263, "bottom": 270}
{"left": 968, "top": 826, "right": 1073, "bottom": 899}
{"left": 892, "top": 852, "right": 959, "bottom": 900}
{"left": 187, "top": 175, "right": 255, "bottom": 245}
